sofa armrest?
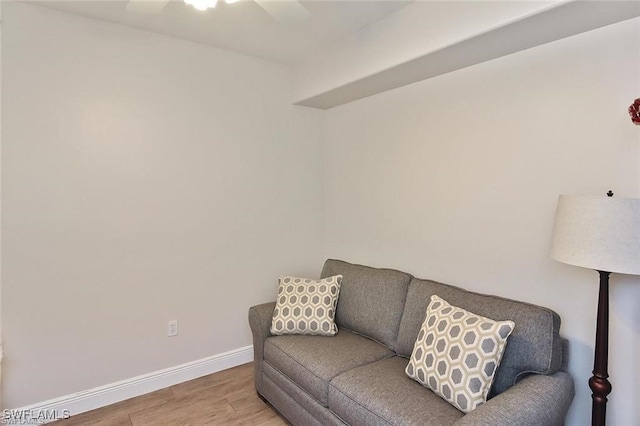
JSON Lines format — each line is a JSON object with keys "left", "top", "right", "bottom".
{"left": 248, "top": 301, "right": 276, "bottom": 393}
{"left": 453, "top": 371, "right": 575, "bottom": 426}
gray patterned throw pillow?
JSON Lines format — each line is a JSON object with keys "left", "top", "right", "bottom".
{"left": 270, "top": 275, "right": 342, "bottom": 336}
{"left": 405, "top": 295, "right": 514, "bottom": 413}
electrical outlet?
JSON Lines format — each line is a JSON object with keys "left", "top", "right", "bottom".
{"left": 168, "top": 320, "right": 178, "bottom": 337}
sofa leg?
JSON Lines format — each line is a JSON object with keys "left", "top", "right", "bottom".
{"left": 256, "top": 391, "right": 293, "bottom": 425}
{"left": 257, "top": 391, "right": 270, "bottom": 405}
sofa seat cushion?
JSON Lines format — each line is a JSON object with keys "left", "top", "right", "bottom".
{"left": 264, "top": 329, "right": 394, "bottom": 406}
{"left": 329, "top": 357, "right": 464, "bottom": 426}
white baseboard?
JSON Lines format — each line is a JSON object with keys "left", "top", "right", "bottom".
{"left": 13, "top": 345, "right": 254, "bottom": 423}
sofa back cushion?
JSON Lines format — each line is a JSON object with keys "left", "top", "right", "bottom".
{"left": 320, "top": 259, "right": 412, "bottom": 349}
{"left": 396, "top": 278, "right": 563, "bottom": 396}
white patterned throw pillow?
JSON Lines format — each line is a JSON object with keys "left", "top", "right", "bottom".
{"left": 405, "top": 295, "right": 514, "bottom": 413}
{"left": 270, "top": 275, "right": 342, "bottom": 336}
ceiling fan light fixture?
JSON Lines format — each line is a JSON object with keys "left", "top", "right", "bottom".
{"left": 184, "top": 0, "right": 218, "bottom": 11}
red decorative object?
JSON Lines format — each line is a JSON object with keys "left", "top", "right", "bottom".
{"left": 630, "top": 98, "right": 640, "bottom": 125}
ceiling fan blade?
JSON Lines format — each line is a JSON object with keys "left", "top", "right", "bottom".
{"left": 254, "top": 0, "right": 310, "bottom": 25}
{"left": 126, "top": 0, "right": 171, "bottom": 14}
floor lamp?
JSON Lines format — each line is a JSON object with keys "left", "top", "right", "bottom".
{"left": 549, "top": 193, "right": 640, "bottom": 426}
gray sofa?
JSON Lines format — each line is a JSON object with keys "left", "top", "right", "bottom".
{"left": 248, "top": 259, "right": 575, "bottom": 425}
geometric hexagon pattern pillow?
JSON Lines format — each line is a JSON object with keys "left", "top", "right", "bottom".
{"left": 405, "top": 295, "right": 515, "bottom": 413}
{"left": 270, "top": 275, "right": 342, "bottom": 336}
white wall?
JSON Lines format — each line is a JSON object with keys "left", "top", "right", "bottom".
{"left": 322, "top": 18, "right": 640, "bottom": 426}
{"left": 1, "top": 2, "right": 323, "bottom": 408}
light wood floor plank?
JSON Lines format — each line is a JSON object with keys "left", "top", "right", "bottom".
{"left": 52, "top": 363, "right": 288, "bottom": 426}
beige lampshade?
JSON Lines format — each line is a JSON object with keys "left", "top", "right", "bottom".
{"left": 550, "top": 194, "right": 640, "bottom": 275}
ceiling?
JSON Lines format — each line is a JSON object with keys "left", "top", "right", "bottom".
{"left": 30, "top": 0, "right": 412, "bottom": 66}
